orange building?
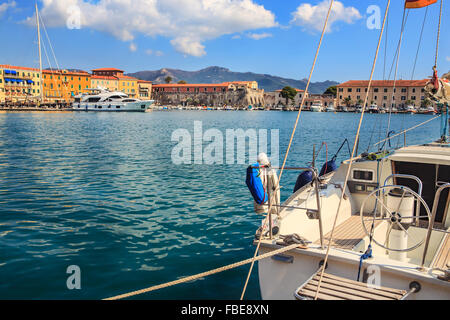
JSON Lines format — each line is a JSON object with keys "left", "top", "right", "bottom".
{"left": 43, "top": 69, "right": 91, "bottom": 103}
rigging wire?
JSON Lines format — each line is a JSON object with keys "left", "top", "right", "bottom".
{"left": 239, "top": 0, "right": 336, "bottom": 301}
{"left": 435, "top": 0, "right": 443, "bottom": 68}
{"left": 384, "top": 8, "right": 408, "bottom": 151}
{"left": 411, "top": 6, "right": 429, "bottom": 80}
{"left": 314, "top": 0, "right": 391, "bottom": 300}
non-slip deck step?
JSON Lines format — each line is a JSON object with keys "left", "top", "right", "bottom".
{"left": 295, "top": 271, "right": 407, "bottom": 300}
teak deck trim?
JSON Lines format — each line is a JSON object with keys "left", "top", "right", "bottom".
{"left": 295, "top": 272, "right": 407, "bottom": 300}
{"left": 315, "top": 215, "right": 382, "bottom": 250}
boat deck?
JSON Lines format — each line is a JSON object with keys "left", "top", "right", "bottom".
{"left": 314, "top": 215, "right": 382, "bottom": 250}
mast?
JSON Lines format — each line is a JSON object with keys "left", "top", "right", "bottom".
{"left": 35, "top": 2, "right": 43, "bottom": 104}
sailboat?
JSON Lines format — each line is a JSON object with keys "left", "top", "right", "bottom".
{"left": 249, "top": 0, "right": 450, "bottom": 300}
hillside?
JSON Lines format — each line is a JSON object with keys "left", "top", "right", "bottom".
{"left": 128, "top": 66, "right": 338, "bottom": 94}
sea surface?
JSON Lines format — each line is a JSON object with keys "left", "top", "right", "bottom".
{"left": 0, "top": 110, "right": 441, "bottom": 300}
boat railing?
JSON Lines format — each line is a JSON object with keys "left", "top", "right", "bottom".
{"left": 421, "top": 183, "right": 450, "bottom": 268}
{"left": 252, "top": 166, "right": 325, "bottom": 249}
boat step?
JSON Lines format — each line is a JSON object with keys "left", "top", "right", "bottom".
{"left": 294, "top": 270, "right": 411, "bottom": 300}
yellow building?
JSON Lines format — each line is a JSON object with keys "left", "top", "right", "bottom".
{"left": 138, "top": 80, "right": 152, "bottom": 100}
{"left": 91, "top": 75, "right": 119, "bottom": 92}
{"left": 0, "top": 65, "right": 42, "bottom": 103}
{"left": 118, "top": 75, "right": 138, "bottom": 98}
{"left": 43, "top": 69, "right": 91, "bottom": 104}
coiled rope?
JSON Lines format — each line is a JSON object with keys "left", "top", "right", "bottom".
{"left": 314, "top": 0, "right": 392, "bottom": 300}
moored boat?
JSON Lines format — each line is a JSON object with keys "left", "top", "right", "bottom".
{"left": 310, "top": 101, "right": 324, "bottom": 112}
{"left": 73, "top": 89, "right": 154, "bottom": 112}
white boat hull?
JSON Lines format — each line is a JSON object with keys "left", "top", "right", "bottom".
{"left": 258, "top": 244, "right": 450, "bottom": 300}
{"left": 72, "top": 100, "right": 154, "bottom": 112}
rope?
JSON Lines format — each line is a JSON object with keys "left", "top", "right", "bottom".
{"left": 411, "top": 6, "right": 429, "bottom": 80}
{"left": 435, "top": 0, "right": 443, "bottom": 68}
{"left": 239, "top": 0, "right": 336, "bottom": 301}
{"left": 103, "top": 243, "right": 303, "bottom": 300}
{"left": 314, "top": 0, "right": 392, "bottom": 300}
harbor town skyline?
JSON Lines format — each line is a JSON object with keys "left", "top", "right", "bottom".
{"left": 0, "top": 0, "right": 448, "bottom": 83}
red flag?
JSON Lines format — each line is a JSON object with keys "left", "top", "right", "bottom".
{"left": 405, "top": 0, "right": 438, "bottom": 8}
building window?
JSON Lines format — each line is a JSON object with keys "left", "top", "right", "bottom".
{"left": 356, "top": 88, "right": 361, "bottom": 93}
{"left": 338, "top": 88, "right": 343, "bottom": 92}
{"left": 347, "top": 88, "right": 352, "bottom": 93}
{"left": 411, "top": 96, "right": 416, "bottom": 100}
{"left": 401, "top": 96, "right": 406, "bottom": 101}
{"left": 374, "top": 88, "right": 379, "bottom": 93}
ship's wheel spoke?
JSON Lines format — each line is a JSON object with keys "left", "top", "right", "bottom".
{"left": 373, "top": 195, "right": 394, "bottom": 218}
{"left": 361, "top": 185, "right": 431, "bottom": 252}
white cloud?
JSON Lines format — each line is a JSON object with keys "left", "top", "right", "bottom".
{"left": 0, "top": 0, "right": 16, "bottom": 17}
{"left": 129, "top": 42, "right": 137, "bottom": 52}
{"left": 446, "top": 56, "right": 450, "bottom": 62}
{"left": 146, "top": 49, "right": 164, "bottom": 57}
{"left": 247, "top": 32, "right": 272, "bottom": 40}
{"left": 291, "top": 0, "right": 361, "bottom": 33}
{"left": 28, "top": 0, "right": 277, "bottom": 57}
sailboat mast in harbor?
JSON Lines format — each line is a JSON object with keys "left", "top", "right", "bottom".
{"left": 35, "top": 2, "right": 43, "bottom": 104}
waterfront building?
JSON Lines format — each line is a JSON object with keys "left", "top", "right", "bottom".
{"left": 138, "top": 80, "right": 153, "bottom": 100}
{"left": 91, "top": 68, "right": 138, "bottom": 98}
{"left": 152, "top": 81, "right": 264, "bottom": 107}
{"left": 0, "top": 69, "right": 4, "bottom": 103}
{"left": 336, "top": 80, "right": 430, "bottom": 109}
{"left": 0, "top": 65, "right": 42, "bottom": 103}
{"left": 43, "top": 69, "right": 91, "bottom": 104}
{"left": 264, "top": 88, "right": 306, "bottom": 109}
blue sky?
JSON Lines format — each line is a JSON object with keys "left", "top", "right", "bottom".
{"left": 0, "top": 0, "right": 448, "bottom": 83}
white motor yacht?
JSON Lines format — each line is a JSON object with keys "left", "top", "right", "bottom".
{"left": 310, "top": 101, "right": 324, "bottom": 112}
{"left": 73, "top": 89, "right": 154, "bottom": 112}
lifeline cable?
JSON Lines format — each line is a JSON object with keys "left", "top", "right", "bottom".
{"left": 239, "top": 0, "right": 336, "bottom": 301}
{"left": 314, "top": 0, "right": 392, "bottom": 300}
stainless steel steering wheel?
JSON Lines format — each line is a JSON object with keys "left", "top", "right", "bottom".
{"left": 360, "top": 185, "right": 431, "bottom": 252}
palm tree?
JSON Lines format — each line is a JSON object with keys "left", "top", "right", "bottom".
{"left": 343, "top": 97, "right": 353, "bottom": 107}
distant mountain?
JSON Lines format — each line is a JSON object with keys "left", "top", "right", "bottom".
{"left": 127, "top": 66, "right": 339, "bottom": 94}
{"left": 443, "top": 71, "right": 450, "bottom": 80}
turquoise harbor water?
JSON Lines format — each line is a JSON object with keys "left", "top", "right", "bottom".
{"left": 0, "top": 111, "right": 441, "bottom": 300}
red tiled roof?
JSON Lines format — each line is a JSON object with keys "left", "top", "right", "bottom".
{"left": 153, "top": 83, "right": 229, "bottom": 88}
{"left": 337, "top": 80, "right": 428, "bottom": 87}
{"left": 91, "top": 75, "right": 118, "bottom": 80}
{"left": 92, "top": 68, "right": 124, "bottom": 72}
{"left": 138, "top": 80, "right": 152, "bottom": 84}
{"left": 0, "top": 64, "right": 39, "bottom": 72}
{"left": 43, "top": 69, "right": 91, "bottom": 77}
{"left": 117, "top": 75, "right": 138, "bottom": 81}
